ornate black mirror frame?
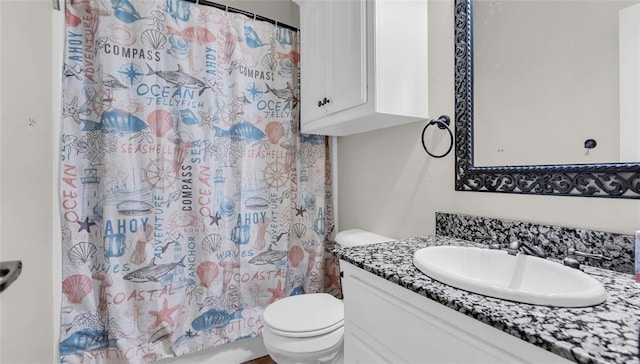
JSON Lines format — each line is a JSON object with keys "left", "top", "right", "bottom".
{"left": 454, "top": 0, "right": 640, "bottom": 198}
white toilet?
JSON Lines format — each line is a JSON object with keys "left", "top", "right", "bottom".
{"left": 261, "top": 229, "right": 394, "bottom": 364}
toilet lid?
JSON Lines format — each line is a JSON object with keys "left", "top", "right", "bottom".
{"left": 263, "top": 293, "right": 344, "bottom": 337}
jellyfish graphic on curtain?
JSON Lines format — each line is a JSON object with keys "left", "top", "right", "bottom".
{"left": 59, "top": 0, "right": 340, "bottom": 362}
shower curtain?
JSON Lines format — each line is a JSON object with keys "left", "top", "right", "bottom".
{"left": 59, "top": 0, "right": 340, "bottom": 362}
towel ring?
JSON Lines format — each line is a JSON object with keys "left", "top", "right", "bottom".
{"left": 421, "top": 115, "right": 453, "bottom": 158}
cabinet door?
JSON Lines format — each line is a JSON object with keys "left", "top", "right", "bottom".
{"left": 327, "top": 0, "right": 367, "bottom": 115}
{"left": 341, "top": 261, "right": 574, "bottom": 364}
{"left": 299, "top": 0, "right": 328, "bottom": 124}
{"left": 345, "top": 324, "right": 398, "bottom": 364}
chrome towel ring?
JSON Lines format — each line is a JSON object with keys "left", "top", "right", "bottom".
{"left": 421, "top": 115, "right": 453, "bottom": 158}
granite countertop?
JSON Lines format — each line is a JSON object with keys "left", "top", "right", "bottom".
{"left": 335, "top": 235, "right": 640, "bottom": 364}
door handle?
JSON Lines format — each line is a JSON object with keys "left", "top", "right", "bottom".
{"left": 0, "top": 260, "right": 22, "bottom": 293}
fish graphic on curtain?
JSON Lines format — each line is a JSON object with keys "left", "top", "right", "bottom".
{"left": 59, "top": 0, "right": 340, "bottom": 362}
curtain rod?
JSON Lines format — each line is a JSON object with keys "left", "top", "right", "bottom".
{"left": 52, "top": 0, "right": 299, "bottom": 32}
{"left": 186, "top": 0, "right": 298, "bottom": 31}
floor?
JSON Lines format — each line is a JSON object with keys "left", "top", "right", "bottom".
{"left": 242, "top": 355, "right": 276, "bottom": 364}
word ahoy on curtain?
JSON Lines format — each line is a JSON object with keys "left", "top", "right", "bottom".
{"left": 59, "top": 0, "right": 340, "bottom": 362}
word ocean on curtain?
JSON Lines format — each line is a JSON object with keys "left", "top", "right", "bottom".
{"left": 59, "top": 0, "right": 340, "bottom": 362}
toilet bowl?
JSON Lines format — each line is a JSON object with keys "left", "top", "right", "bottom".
{"left": 261, "top": 229, "right": 394, "bottom": 364}
{"left": 263, "top": 293, "right": 345, "bottom": 364}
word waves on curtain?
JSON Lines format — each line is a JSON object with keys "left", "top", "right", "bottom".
{"left": 59, "top": 0, "right": 340, "bottom": 362}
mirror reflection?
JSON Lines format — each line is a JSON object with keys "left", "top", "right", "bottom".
{"left": 473, "top": 0, "right": 640, "bottom": 167}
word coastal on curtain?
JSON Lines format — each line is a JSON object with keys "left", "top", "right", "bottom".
{"left": 59, "top": 0, "right": 339, "bottom": 362}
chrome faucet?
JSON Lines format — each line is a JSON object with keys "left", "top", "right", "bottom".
{"left": 563, "top": 248, "right": 611, "bottom": 270}
{"left": 507, "top": 240, "right": 547, "bottom": 259}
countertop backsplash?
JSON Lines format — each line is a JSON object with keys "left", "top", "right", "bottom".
{"left": 435, "top": 212, "right": 634, "bottom": 275}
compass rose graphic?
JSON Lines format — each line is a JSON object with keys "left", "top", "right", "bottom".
{"left": 246, "top": 82, "right": 263, "bottom": 101}
{"left": 119, "top": 62, "right": 145, "bottom": 86}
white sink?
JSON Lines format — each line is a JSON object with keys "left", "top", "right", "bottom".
{"left": 413, "top": 245, "right": 606, "bottom": 307}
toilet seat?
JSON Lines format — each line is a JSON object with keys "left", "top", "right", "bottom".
{"left": 266, "top": 319, "right": 344, "bottom": 338}
{"left": 263, "top": 293, "right": 344, "bottom": 338}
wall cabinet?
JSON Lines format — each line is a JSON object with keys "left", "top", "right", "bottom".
{"left": 295, "top": 0, "right": 429, "bottom": 136}
{"left": 340, "top": 261, "right": 573, "bottom": 363}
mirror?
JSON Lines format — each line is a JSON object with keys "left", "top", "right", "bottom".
{"left": 475, "top": 0, "right": 640, "bottom": 166}
{"left": 454, "top": 0, "right": 640, "bottom": 198}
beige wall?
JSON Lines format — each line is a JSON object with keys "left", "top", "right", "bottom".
{"left": 337, "top": 0, "right": 640, "bottom": 240}
{"left": 0, "top": 1, "right": 56, "bottom": 363}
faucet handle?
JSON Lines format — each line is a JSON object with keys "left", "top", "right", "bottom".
{"left": 563, "top": 257, "right": 582, "bottom": 270}
{"left": 567, "top": 248, "right": 611, "bottom": 261}
{"left": 563, "top": 248, "right": 610, "bottom": 269}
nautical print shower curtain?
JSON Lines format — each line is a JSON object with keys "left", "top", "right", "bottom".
{"left": 59, "top": 0, "right": 340, "bottom": 362}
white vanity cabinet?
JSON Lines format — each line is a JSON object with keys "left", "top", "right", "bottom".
{"left": 294, "top": 0, "right": 429, "bottom": 136}
{"left": 340, "top": 261, "right": 573, "bottom": 363}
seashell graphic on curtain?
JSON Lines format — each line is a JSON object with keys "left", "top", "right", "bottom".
{"left": 58, "top": 0, "right": 339, "bottom": 362}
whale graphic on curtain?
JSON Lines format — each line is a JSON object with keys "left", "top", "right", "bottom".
{"left": 59, "top": 0, "right": 340, "bottom": 362}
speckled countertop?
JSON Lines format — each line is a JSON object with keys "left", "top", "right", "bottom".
{"left": 335, "top": 236, "right": 640, "bottom": 364}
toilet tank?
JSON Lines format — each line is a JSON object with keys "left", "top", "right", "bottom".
{"left": 335, "top": 229, "right": 395, "bottom": 249}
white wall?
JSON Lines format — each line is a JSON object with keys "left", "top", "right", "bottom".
{"left": 337, "top": 0, "right": 640, "bottom": 240}
{"left": 0, "top": 1, "right": 298, "bottom": 363}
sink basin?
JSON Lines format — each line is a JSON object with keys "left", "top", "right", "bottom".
{"left": 413, "top": 246, "right": 606, "bottom": 307}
